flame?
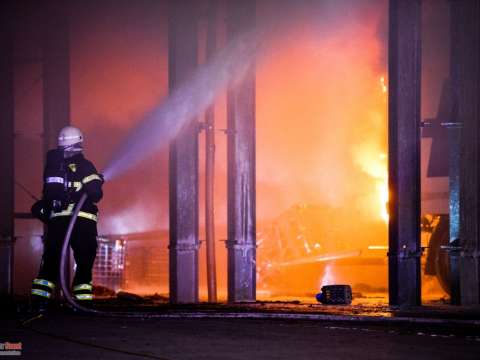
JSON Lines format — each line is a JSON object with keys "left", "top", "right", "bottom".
{"left": 350, "top": 76, "right": 389, "bottom": 223}
{"left": 320, "top": 264, "right": 335, "bottom": 288}
{"left": 254, "top": 3, "right": 390, "bottom": 297}
{"left": 379, "top": 76, "right": 389, "bottom": 222}
{"left": 380, "top": 76, "right": 387, "bottom": 93}
{"left": 378, "top": 166, "right": 389, "bottom": 223}
{"left": 358, "top": 152, "right": 388, "bottom": 223}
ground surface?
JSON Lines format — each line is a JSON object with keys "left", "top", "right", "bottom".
{"left": 2, "top": 298, "right": 480, "bottom": 360}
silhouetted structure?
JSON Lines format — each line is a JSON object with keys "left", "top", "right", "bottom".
{"left": 226, "top": 0, "right": 257, "bottom": 302}
{"left": 168, "top": 0, "right": 201, "bottom": 304}
{"left": 388, "top": 0, "right": 422, "bottom": 306}
{"left": 0, "top": 0, "right": 15, "bottom": 297}
{"left": 452, "top": 0, "right": 480, "bottom": 305}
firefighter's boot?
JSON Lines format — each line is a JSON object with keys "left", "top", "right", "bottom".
{"left": 30, "top": 278, "right": 56, "bottom": 314}
{"left": 73, "top": 283, "right": 94, "bottom": 307}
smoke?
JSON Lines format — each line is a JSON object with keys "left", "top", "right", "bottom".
{"left": 101, "top": 200, "right": 162, "bottom": 234}
{"left": 100, "top": 0, "right": 386, "bottom": 182}
{"left": 256, "top": 0, "right": 387, "bottom": 220}
{"left": 97, "top": 0, "right": 389, "bottom": 294}
{"left": 254, "top": 0, "right": 389, "bottom": 295}
{"left": 78, "top": 0, "right": 389, "bottom": 295}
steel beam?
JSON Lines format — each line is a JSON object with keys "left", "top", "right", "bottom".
{"left": 0, "top": 0, "right": 15, "bottom": 297}
{"left": 168, "top": 0, "right": 200, "bottom": 304}
{"left": 205, "top": 0, "right": 219, "bottom": 303}
{"left": 447, "top": 121, "right": 462, "bottom": 304}
{"left": 388, "top": 0, "right": 422, "bottom": 306}
{"left": 43, "top": 0, "right": 71, "bottom": 153}
{"left": 451, "top": 0, "right": 480, "bottom": 305}
{"left": 226, "top": 0, "right": 256, "bottom": 303}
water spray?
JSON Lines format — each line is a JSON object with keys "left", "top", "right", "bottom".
{"left": 102, "top": 28, "right": 262, "bottom": 182}
{"left": 58, "top": 25, "right": 268, "bottom": 316}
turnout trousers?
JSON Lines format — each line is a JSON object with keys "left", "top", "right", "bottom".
{"left": 31, "top": 216, "right": 97, "bottom": 302}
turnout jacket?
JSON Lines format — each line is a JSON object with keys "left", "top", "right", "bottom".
{"left": 39, "top": 150, "right": 103, "bottom": 222}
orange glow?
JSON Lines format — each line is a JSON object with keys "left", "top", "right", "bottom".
{"left": 320, "top": 264, "right": 335, "bottom": 288}
{"left": 351, "top": 76, "right": 389, "bottom": 224}
{"left": 256, "top": 3, "right": 389, "bottom": 298}
{"left": 357, "top": 150, "right": 389, "bottom": 224}
{"left": 380, "top": 76, "right": 387, "bottom": 93}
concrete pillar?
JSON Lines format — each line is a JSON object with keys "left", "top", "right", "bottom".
{"left": 388, "top": 0, "right": 422, "bottom": 306}
{"left": 226, "top": 0, "right": 256, "bottom": 303}
{"left": 43, "top": 0, "right": 71, "bottom": 153}
{"left": 42, "top": 0, "right": 72, "bottom": 287}
{"left": 451, "top": 0, "right": 480, "bottom": 305}
{"left": 168, "top": 0, "right": 200, "bottom": 304}
{"left": 0, "top": 0, "right": 15, "bottom": 297}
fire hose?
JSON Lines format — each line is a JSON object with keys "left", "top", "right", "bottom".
{"left": 59, "top": 193, "right": 166, "bottom": 317}
{"left": 59, "top": 193, "right": 163, "bottom": 317}
{"left": 59, "top": 193, "right": 101, "bottom": 315}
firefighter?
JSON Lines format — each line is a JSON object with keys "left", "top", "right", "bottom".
{"left": 30, "top": 126, "right": 104, "bottom": 312}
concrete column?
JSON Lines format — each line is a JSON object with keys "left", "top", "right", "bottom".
{"left": 451, "top": 0, "right": 480, "bottom": 305}
{"left": 388, "top": 0, "right": 422, "bottom": 306}
{"left": 226, "top": 0, "right": 256, "bottom": 303}
{"left": 42, "top": 0, "right": 72, "bottom": 287}
{"left": 0, "top": 0, "right": 15, "bottom": 297}
{"left": 43, "top": 0, "right": 71, "bottom": 153}
{"left": 168, "top": 0, "right": 200, "bottom": 304}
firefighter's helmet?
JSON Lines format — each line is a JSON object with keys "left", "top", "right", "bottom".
{"left": 58, "top": 126, "right": 83, "bottom": 148}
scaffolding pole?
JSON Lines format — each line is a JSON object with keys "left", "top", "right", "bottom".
{"left": 205, "top": 0, "right": 218, "bottom": 303}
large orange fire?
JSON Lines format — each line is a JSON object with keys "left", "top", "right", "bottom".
{"left": 255, "top": 3, "right": 389, "bottom": 298}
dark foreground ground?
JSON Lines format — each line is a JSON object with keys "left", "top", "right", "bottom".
{"left": 2, "top": 299, "right": 480, "bottom": 359}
